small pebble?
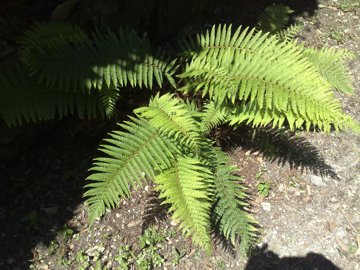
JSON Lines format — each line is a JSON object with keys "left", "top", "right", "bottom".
{"left": 261, "top": 202, "right": 271, "bottom": 211}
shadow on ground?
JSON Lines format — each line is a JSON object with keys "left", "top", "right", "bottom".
{"left": 245, "top": 244, "right": 341, "bottom": 270}
{"left": 0, "top": 120, "right": 108, "bottom": 269}
{"left": 220, "top": 125, "right": 338, "bottom": 179}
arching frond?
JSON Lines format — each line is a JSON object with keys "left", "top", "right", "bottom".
{"left": 84, "top": 117, "right": 179, "bottom": 223}
{"left": 25, "top": 28, "right": 177, "bottom": 90}
{"left": 0, "top": 66, "right": 102, "bottom": 126}
{"left": 18, "top": 21, "right": 90, "bottom": 52}
{"left": 179, "top": 25, "right": 360, "bottom": 132}
{"left": 155, "top": 156, "right": 213, "bottom": 251}
{"left": 211, "top": 151, "right": 257, "bottom": 253}
{"left": 302, "top": 47, "right": 355, "bottom": 94}
{"left": 18, "top": 21, "right": 90, "bottom": 67}
{"left": 135, "top": 93, "right": 201, "bottom": 149}
{"left": 256, "top": 4, "right": 294, "bottom": 34}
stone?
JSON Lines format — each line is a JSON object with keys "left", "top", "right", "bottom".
{"left": 261, "top": 202, "right": 271, "bottom": 211}
{"left": 309, "top": 174, "right": 326, "bottom": 187}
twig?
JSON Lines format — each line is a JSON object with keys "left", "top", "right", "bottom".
{"left": 341, "top": 210, "right": 359, "bottom": 234}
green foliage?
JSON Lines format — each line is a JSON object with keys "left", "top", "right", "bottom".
{"left": 179, "top": 24, "right": 359, "bottom": 132}
{"left": 155, "top": 156, "right": 213, "bottom": 251}
{"left": 85, "top": 94, "right": 257, "bottom": 252}
{"left": 257, "top": 182, "right": 271, "bottom": 197}
{"left": 302, "top": 47, "right": 355, "bottom": 94}
{"left": 211, "top": 151, "right": 257, "bottom": 253}
{"left": 0, "top": 66, "right": 102, "bottom": 126}
{"left": 1, "top": 4, "right": 359, "bottom": 255}
{"left": 84, "top": 116, "right": 178, "bottom": 222}
{"left": 22, "top": 26, "right": 177, "bottom": 90}
{"left": 114, "top": 227, "right": 174, "bottom": 269}
{"left": 256, "top": 4, "right": 294, "bottom": 34}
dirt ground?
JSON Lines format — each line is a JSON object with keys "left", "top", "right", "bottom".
{"left": 0, "top": 0, "right": 359, "bottom": 269}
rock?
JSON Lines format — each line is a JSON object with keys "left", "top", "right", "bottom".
{"left": 261, "top": 202, "right": 271, "bottom": 211}
{"left": 127, "top": 220, "right": 141, "bottom": 228}
{"left": 171, "top": 219, "right": 181, "bottom": 226}
{"left": 85, "top": 245, "right": 105, "bottom": 257}
{"left": 309, "top": 174, "right": 326, "bottom": 187}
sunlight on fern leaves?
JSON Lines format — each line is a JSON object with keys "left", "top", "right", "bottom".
{"left": 199, "top": 100, "right": 229, "bottom": 133}
{"left": 179, "top": 25, "right": 360, "bottom": 133}
{"left": 155, "top": 156, "right": 214, "bottom": 252}
{"left": 23, "top": 27, "right": 177, "bottom": 91}
{"left": 302, "top": 47, "right": 355, "bottom": 94}
{"left": 135, "top": 93, "right": 201, "bottom": 149}
{"left": 84, "top": 117, "right": 179, "bottom": 223}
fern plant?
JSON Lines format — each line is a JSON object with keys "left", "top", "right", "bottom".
{"left": 1, "top": 4, "right": 359, "bottom": 254}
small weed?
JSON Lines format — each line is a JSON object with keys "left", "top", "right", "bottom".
{"left": 48, "top": 240, "right": 60, "bottom": 255}
{"left": 114, "top": 226, "right": 169, "bottom": 269}
{"left": 329, "top": 29, "right": 346, "bottom": 43}
{"left": 115, "top": 245, "right": 134, "bottom": 269}
{"left": 75, "top": 251, "right": 90, "bottom": 270}
{"left": 139, "top": 227, "right": 165, "bottom": 248}
{"left": 257, "top": 182, "right": 271, "bottom": 197}
{"left": 22, "top": 210, "right": 41, "bottom": 232}
{"left": 57, "top": 224, "right": 74, "bottom": 238}
{"left": 338, "top": 1, "right": 360, "bottom": 12}
{"left": 348, "top": 242, "right": 358, "bottom": 253}
{"left": 217, "top": 260, "right": 226, "bottom": 270}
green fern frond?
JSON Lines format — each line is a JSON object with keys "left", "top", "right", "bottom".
{"left": 135, "top": 93, "right": 201, "bottom": 149}
{"left": 228, "top": 100, "right": 360, "bottom": 132}
{"left": 277, "top": 24, "right": 303, "bottom": 42}
{"left": 18, "top": 21, "right": 90, "bottom": 52}
{"left": 179, "top": 25, "right": 360, "bottom": 132}
{"left": 199, "top": 100, "right": 228, "bottom": 133}
{"left": 0, "top": 66, "right": 102, "bottom": 126}
{"left": 256, "top": 4, "right": 294, "bottom": 34}
{"left": 302, "top": 47, "right": 355, "bottom": 94}
{"left": 212, "top": 151, "right": 257, "bottom": 253}
{"left": 25, "top": 27, "right": 177, "bottom": 90}
{"left": 84, "top": 117, "right": 179, "bottom": 223}
{"left": 155, "top": 156, "right": 213, "bottom": 251}
{"left": 99, "top": 86, "right": 120, "bottom": 118}
{"left": 18, "top": 21, "right": 90, "bottom": 68}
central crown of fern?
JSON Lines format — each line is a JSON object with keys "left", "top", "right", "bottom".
{"left": 1, "top": 5, "right": 359, "bottom": 253}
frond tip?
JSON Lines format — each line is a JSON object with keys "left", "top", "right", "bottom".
{"left": 211, "top": 151, "right": 257, "bottom": 253}
{"left": 155, "top": 156, "right": 214, "bottom": 251}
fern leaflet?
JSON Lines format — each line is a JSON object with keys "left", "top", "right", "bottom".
{"left": 155, "top": 156, "right": 213, "bottom": 251}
